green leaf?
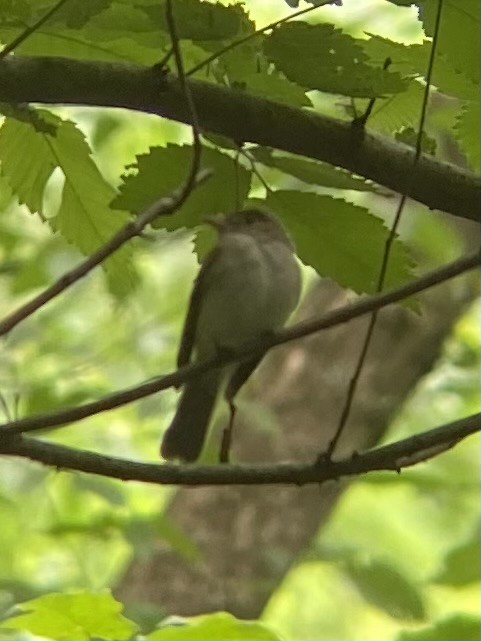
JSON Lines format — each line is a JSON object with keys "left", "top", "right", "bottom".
{"left": 0, "top": 591, "right": 138, "bottom": 640}
{"left": 0, "top": 112, "right": 137, "bottom": 296}
{"left": 361, "top": 34, "right": 478, "bottom": 101}
{"left": 0, "top": 3, "right": 170, "bottom": 64}
{"left": 0, "top": 0, "right": 31, "bottom": 22}
{"left": 454, "top": 100, "right": 480, "bottom": 172}
{"left": 397, "top": 614, "right": 481, "bottom": 641}
{"left": 365, "top": 80, "right": 426, "bottom": 136}
{"left": 263, "top": 22, "right": 407, "bottom": 98}
{"left": 0, "top": 114, "right": 58, "bottom": 213}
{"left": 250, "top": 148, "right": 383, "bottom": 193}
{"left": 420, "top": 0, "right": 480, "bottom": 85}
{"left": 112, "top": 144, "right": 251, "bottom": 231}
{"left": 146, "top": 612, "right": 282, "bottom": 640}
{"left": 361, "top": 34, "right": 429, "bottom": 78}
{"left": 434, "top": 524, "right": 481, "bottom": 586}
{"left": 52, "top": 0, "right": 112, "bottom": 29}
{"left": 0, "top": 103, "right": 58, "bottom": 135}
{"left": 140, "top": 0, "right": 244, "bottom": 41}
{"left": 344, "top": 558, "right": 425, "bottom": 620}
{"left": 249, "top": 191, "right": 414, "bottom": 295}
{"left": 230, "top": 71, "right": 312, "bottom": 108}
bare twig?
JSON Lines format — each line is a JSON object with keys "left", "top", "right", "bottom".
{"left": 326, "top": 0, "right": 446, "bottom": 458}
{"left": 0, "top": 0, "right": 72, "bottom": 59}
{"left": 0, "top": 414, "right": 478, "bottom": 486}
{"left": 165, "top": 0, "right": 201, "bottom": 200}
{"left": 1, "top": 248, "right": 478, "bottom": 436}
{"left": 186, "top": 0, "right": 339, "bottom": 77}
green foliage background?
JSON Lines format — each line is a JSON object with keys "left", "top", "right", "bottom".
{"left": 0, "top": 0, "right": 479, "bottom": 639}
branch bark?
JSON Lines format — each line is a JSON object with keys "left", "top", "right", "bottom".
{"left": 1, "top": 413, "right": 477, "bottom": 485}
{"left": 0, "top": 55, "right": 479, "bottom": 222}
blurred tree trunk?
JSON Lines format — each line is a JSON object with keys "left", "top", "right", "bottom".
{"left": 116, "top": 218, "right": 479, "bottom": 619}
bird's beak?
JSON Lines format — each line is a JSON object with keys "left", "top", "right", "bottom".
{"left": 205, "top": 213, "right": 226, "bottom": 231}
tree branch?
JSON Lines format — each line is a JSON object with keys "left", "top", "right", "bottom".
{"left": 1, "top": 248, "right": 478, "bottom": 436}
{"left": 0, "top": 55, "right": 479, "bottom": 222}
{"left": 0, "top": 414, "right": 478, "bottom": 485}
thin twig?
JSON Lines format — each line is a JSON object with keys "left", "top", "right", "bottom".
{"left": 0, "top": 414, "right": 478, "bottom": 486}
{"left": 0, "top": 0, "right": 72, "bottom": 59}
{"left": 165, "top": 0, "right": 201, "bottom": 201}
{"left": 0, "top": 170, "right": 211, "bottom": 337}
{"left": 1, "top": 248, "right": 477, "bottom": 436}
{"left": 186, "top": 0, "right": 338, "bottom": 77}
{"left": 326, "top": 0, "right": 446, "bottom": 459}
{"left": 0, "top": 1, "right": 205, "bottom": 339}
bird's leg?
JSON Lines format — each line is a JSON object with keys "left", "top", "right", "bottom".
{"left": 219, "top": 357, "right": 262, "bottom": 463}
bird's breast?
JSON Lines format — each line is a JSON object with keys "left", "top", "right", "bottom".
{"left": 195, "top": 234, "right": 300, "bottom": 359}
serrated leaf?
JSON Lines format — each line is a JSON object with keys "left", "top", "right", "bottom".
{"left": 146, "top": 612, "right": 281, "bottom": 640}
{"left": 361, "top": 34, "right": 429, "bottom": 77}
{"left": 345, "top": 558, "right": 425, "bottom": 620}
{"left": 420, "top": 0, "right": 480, "bottom": 86}
{"left": 0, "top": 591, "right": 138, "bottom": 641}
{"left": 454, "top": 101, "right": 480, "bottom": 171}
{"left": 397, "top": 614, "right": 481, "bottom": 641}
{"left": 0, "top": 115, "right": 57, "bottom": 212}
{"left": 0, "top": 112, "right": 137, "bottom": 296}
{"left": 249, "top": 191, "right": 414, "bottom": 295}
{"left": 140, "top": 0, "right": 243, "bottom": 41}
{"left": 263, "top": 22, "right": 407, "bottom": 98}
{"left": 250, "top": 148, "right": 383, "bottom": 193}
{"left": 360, "top": 34, "right": 478, "bottom": 101}
{"left": 434, "top": 525, "right": 481, "bottom": 586}
{"left": 364, "top": 79, "right": 425, "bottom": 136}
{"left": 112, "top": 144, "right": 251, "bottom": 230}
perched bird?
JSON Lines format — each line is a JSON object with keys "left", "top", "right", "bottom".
{"left": 160, "top": 209, "right": 301, "bottom": 462}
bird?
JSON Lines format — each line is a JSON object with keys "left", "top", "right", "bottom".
{"left": 160, "top": 208, "right": 301, "bottom": 463}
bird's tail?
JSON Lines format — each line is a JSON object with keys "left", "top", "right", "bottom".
{"left": 160, "top": 370, "right": 222, "bottom": 462}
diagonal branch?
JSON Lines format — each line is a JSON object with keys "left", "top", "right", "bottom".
{"left": 0, "top": 414, "right": 478, "bottom": 485}
{"left": 0, "top": 56, "right": 479, "bottom": 222}
{"left": 1, "top": 248, "right": 478, "bottom": 436}
{"left": 0, "top": 171, "right": 210, "bottom": 337}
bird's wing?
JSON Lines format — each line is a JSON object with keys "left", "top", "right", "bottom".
{"left": 177, "top": 246, "right": 221, "bottom": 368}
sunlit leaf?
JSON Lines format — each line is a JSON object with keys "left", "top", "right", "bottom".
{"left": 0, "top": 591, "right": 138, "bottom": 641}
{"left": 0, "top": 112, "right": 137, "bottom": 296}
{"left": 146, "top": 612, "right": 281, "bottom": 640}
